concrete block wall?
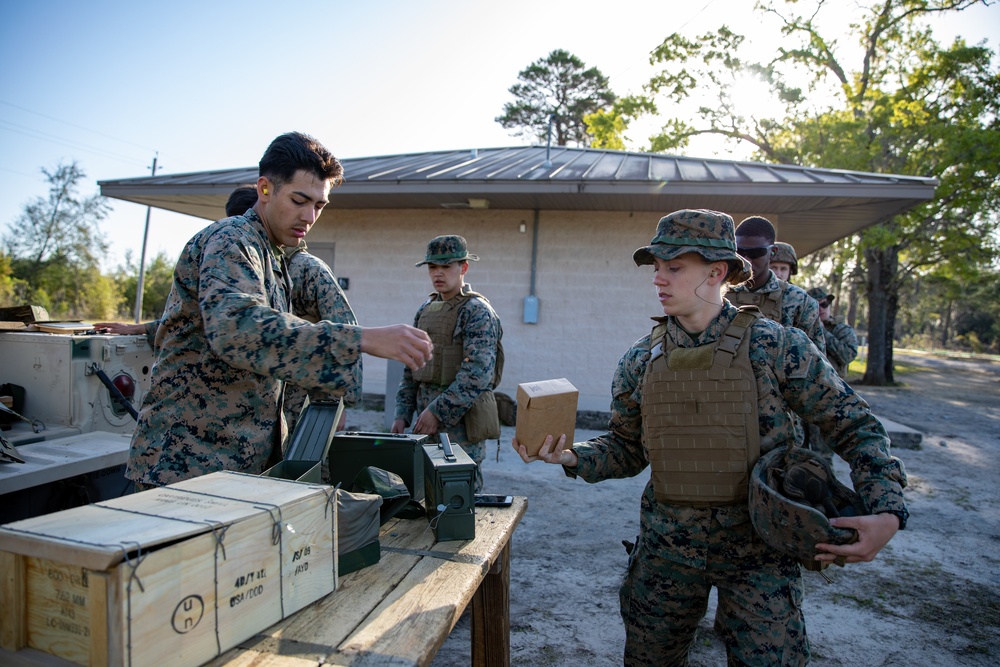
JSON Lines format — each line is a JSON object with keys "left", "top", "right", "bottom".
{"left": 308, "top": 207, "right": 766, "bottom": 413}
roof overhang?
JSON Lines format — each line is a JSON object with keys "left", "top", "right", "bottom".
{"left": 99, "top": 146, "right": 937, "bottom": 256}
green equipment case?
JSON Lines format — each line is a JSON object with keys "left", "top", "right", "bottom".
{"left": 327, "top": 431, "right": 428, "bottom": 501}
{"left": 422, "top": 433, "right": 477, "bottom": 542}
{"left": 262, "top": 400, "right": 344, "bottom": 482}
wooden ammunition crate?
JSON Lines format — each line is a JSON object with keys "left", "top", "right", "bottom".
{"left": 0, "top": 471, "right": 337, "bottom": 667}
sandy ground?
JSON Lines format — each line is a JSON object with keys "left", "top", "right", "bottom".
{"left": 343, "top": 351, "right": 1000, "bottom": 666}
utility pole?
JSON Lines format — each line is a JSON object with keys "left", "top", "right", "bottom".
{"left": 134, "top": 153, "right": 158, "bottom": 323}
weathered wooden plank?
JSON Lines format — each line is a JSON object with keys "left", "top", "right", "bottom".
{"left": 0, "top": 550, "right": 27, "bottom": 650}
{"left": 0, "top": 505, "right": 214, "bottom": 570}
{"left": 336, "top": 499, "right": 527, "bottom": 666}
{"left": 472, "top": 542, "right": 511, "bottom": 667}
{"left": 87, "top": 571, "right": 109, "bottom": 667}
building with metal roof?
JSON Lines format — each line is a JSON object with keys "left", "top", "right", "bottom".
{"left": 100, "top": 145, "right": 936, "bottom": 256}
{"left": 99, "top": 146, "right": 937, "bottom": 413}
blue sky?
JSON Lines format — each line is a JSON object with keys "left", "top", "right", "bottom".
{"left": 1, "top": 0, "right": 997, "bottom": 271}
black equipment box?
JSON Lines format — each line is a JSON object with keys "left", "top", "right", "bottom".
{"left": 328, "top": 431, "right": 428, "bottom": 501}
{"left": 422, "top": 434, "right": 477, "bottom": 542}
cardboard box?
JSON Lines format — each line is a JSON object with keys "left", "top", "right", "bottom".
{"left": 515, "top": 378, "right": 579, "bottom": 456}
{"left": 0, "top": 471, "right": 337, "bottom": 667}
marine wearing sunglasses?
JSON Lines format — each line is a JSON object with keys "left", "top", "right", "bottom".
{"left": 737, "top": 244, "right": 775, "bottom": 260}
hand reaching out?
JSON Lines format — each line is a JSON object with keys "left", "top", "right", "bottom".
{"left": 512, "top": 434, "right": 577, "bottom": 467}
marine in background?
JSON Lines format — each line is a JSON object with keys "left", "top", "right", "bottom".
{"left": 728, "top": 216, "right": 826, "bottom": 355}
{"left": 392, "top": 235, "right": 503, "bottom": 493}
{"left": 807, "top": 286, "right": 859, "bottom": 379}
{"left": 770, "top": 241, "right": 798, "bottom": 283}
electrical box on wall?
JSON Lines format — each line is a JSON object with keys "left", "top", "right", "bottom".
{"left": 523, "top": 295, "right": 539, "bottom": 324}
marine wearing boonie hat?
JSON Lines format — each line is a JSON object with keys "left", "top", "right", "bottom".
{"left": 632, "top": 209, "right": 753, "bottom": 284}
{"left": 772, "top": 242, "right": 799, "bottom": 275}
{"left": 415, "top": 235, "right": 480, "bottom": 267}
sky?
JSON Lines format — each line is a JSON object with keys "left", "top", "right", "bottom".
{"left": 1, "top": 0, "right": 997, "bottom": 272}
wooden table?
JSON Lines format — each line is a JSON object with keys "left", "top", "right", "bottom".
{"left": 208, "top": 496, "right": 528, "bottom": 667}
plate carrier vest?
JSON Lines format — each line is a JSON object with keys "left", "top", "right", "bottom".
{"left": 411, "top": 289, "right": 499, "bottom": 387}
{"left": 730, "top": 283, "right": 784, "bottom": 321}
{"left": 641, "top": 307, "right": 762, "bottom": 506}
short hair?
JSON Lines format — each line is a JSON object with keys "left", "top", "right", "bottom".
{"left": 258, "top": 131, "right": 343, "bottom": 189}
{"left": 736, "top": 216, "right": 776, "bottom": 243}
{"left": 225, "top": 184, "right": 258, "bottom": 217}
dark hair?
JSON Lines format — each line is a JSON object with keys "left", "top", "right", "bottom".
{"left": 736, "top": 216, "right": 776, "bottom": 243}
{"left": 258, "top": 131, "right": 343, "bottom": 189}
{"left": 225, "top": 184, "right": 258, "bottom": 217}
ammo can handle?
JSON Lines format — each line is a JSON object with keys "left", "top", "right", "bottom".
{"left": 440, "top": 433, "right": 457, "bottom": 462}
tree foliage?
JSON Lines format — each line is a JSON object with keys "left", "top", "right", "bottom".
{"left": 112, "top": 250, "right": 175, "bottom": 320}
{"left": 607, "top": 0, "right": 1000, "bottom": 383}
{"left": 0, "top": 251, "right": 27, "bottom": 307}
{"left": 897, "top": 266, "right": 1000, "bottom": 352}
{"left": 2, "top": 162, "right": 120, "bottom": 318}
{"left": 496, "top": 49, "right": 617, "bottom": 146}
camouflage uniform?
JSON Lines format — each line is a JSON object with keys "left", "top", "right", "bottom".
{"left": 822, "top": 317, "right": 859, "bottom": 377}
{"left": 130, "top": 244, "right": 361, "bottom": 439}
{"left": 283, "top": 243, "right": 362, "bottom": 436}
{"left": 731, "top": 273, "right": 827, "bottom": 449}
{"left": 394, "top": 236, "right": 502, "bottom": 493}
{"left": 806, "top": 287, "right": 859, "bottom": 379}
{"left": 141, "top": 320, "right": 158, "bottom": 349}
{"left": 805, "top": 287, "right": 860, "bottom": 466}
{"left": 569, "top": 302, "right": 907, "bottom": 666}
{"left": 730, "top": 272, "right": 826, "bottom": 355}
{"left": 127, "top": 209, "right": 364, "bottom": 487}
{"left": 566, "top": 210, "right": 907, "bottom": 667}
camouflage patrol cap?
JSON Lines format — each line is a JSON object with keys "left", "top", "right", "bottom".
{"left": 807, "top": 287, "right": 834, "bottom": 303}
{"left": 749, "top": 446, "right": 868, "bottom": 567}
{"left": 633, "top": 209, "right": 752, "bottom": 284}
{"left": 771, "top": 242, "right": 798, "bottom": 275}
{"left": 416, "top": 235, "right": 480, "bottom": 267}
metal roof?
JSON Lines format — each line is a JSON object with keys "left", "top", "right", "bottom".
{"left": 99, "top": 145, "right": 937, "bottom": 255}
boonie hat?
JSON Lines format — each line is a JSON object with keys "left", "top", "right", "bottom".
{"left": 807, "top": 287, "right": 834, "bottom": 303}
{"left": 633, "top": 209, "right": 752, "bottom": 283}
{"left": 771, "top": 242, "right": 799, "bottom": 275}
{"left": 416, "top": 235, "right": 480, "bottom": 267}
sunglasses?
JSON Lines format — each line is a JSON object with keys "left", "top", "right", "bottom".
{"left": 819, "top": 300, "right": 832, "bottom": 309}
{"left": 736, "top": 244, "right": 774, "bottom": 260}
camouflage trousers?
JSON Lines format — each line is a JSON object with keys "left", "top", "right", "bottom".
{"left": 462, "top": 439, "right": 485, "bottom": 493}
{"left": 619, "top": 523, "right": 809, "bottom": 666}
